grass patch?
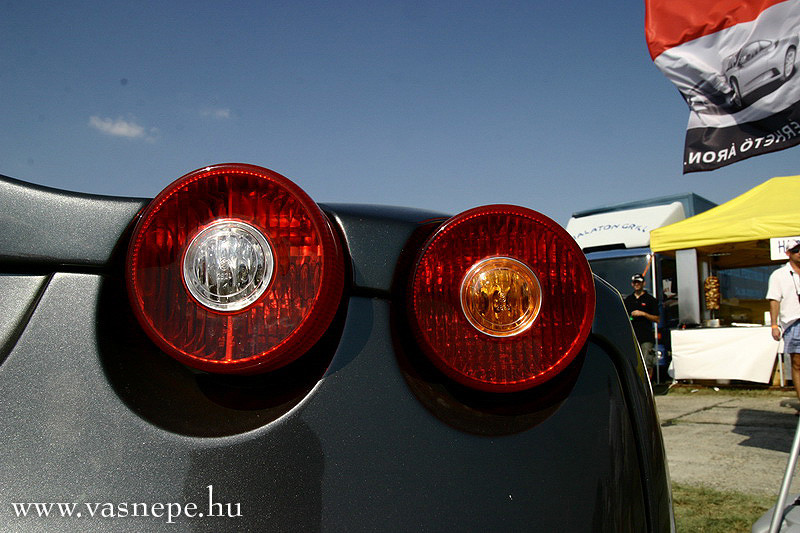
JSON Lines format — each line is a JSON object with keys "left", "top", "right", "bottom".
{"left": 672, "top": 482, "right": 776, "bottom": 532}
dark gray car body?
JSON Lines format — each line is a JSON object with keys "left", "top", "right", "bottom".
{"left": 0, "top": 174, "right": 673, "bottom": 531}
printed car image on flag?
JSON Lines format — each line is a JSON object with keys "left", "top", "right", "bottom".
{"left": 646, "top": 0, "right": 800, "bottom": 172}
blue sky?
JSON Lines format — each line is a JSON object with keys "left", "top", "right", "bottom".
{"left": 2, "top": 1, "right": 799, "bottom": 226}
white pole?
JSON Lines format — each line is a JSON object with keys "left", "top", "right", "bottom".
{"left": 650, "top": 253, "right": 660, "bottom": 383}
{"left": 769, "top": 414, "right": 800, "bottom": 533}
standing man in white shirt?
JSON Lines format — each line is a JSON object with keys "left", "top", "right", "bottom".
{"left": 767, "top": 239, "right": 800, "bottom": 405}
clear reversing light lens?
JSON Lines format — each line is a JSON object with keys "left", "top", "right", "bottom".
{"left": 183, "top": 220, "right": 274, "bottom": 312}
{"left": 460, "top": 256, "right": 541, "bottom": 337}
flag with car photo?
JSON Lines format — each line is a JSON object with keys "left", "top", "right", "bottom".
{"left": 646, "top": 0, "right": 800, "bottom": 172}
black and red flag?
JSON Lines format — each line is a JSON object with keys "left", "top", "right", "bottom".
{"left": 646, "top": 0, "right": 800, "bottom": 172}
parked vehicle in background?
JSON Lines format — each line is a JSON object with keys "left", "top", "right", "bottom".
{"left": 0, "top": 163, "right": 673, "bottom": 531}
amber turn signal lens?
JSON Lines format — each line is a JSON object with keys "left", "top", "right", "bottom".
{"left": 460, "top": 257, "right": 541, "bottom": 337}
{"left": 408, "top": 204, "right": 595, "bottom": 393}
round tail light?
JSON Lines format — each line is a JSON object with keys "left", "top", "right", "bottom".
{"left": 408, "top": 205, "right": 595, "bottom": 392}
{"left": 126, "top": 163, "right": 345, "bottom": 374}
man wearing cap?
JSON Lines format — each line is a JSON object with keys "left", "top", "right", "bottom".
{"left": 767, "top": 239, "right": 800, "bottom": 403}
{"left": 624, "top": 274, "right": 659, "bottom": 378}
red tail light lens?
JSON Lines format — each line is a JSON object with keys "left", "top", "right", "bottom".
{"left": 408, "top": 205, "right": 595, "bottom": 392}
{"left": 126, "top": 163, "right": 345, "bottom": 374}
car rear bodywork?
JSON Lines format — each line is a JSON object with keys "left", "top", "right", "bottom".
{"left": 0, "top": 171, "right": 673, "bottom": 532}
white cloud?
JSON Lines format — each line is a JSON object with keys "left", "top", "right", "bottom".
{"left": 88, "top": 116, "right": 157, "bottom": 141}
{"left": 200, "top": 107, "right": 232, "bottom": 119}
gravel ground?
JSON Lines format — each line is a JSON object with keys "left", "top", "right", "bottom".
{"left": 655, "top": 388, "right": 800, "bottom": 497}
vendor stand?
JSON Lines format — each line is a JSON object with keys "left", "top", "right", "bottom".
{"left": 650, "top": 176, "right": 800, "bottom": 384}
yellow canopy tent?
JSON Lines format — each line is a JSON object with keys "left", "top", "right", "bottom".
{"left": 650, "top": 176, "right": 800, "bottom": 269}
